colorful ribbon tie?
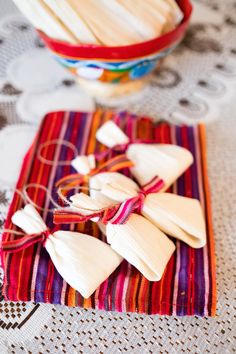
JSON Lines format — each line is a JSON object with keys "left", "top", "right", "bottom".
{"left": 56, "top": 154, "right": 134, "bottom": 197}
{"left": 1, "top": 229, "right": 50, "bottom": 253}
{"left": 53, "top": 175, "right": 165, "bottom": 225}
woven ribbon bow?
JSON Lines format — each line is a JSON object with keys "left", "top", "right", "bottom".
{"left": 54, "top": 176, "right": 165, "bottom": 225}
{"left": 1, "top": 229, "right": 50, "bottom": 253}
{"left": 56, "top": 154, "right": 134, "bottom": 196}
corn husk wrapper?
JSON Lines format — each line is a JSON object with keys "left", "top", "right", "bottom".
{"left": 106, "top": 213, "right": 175, "bottom": 281}
{"left": 113, "top": 0, "right": 166, "bottom": 40}
{"left": 89, "top": 172, "right": 206, "bottom": 249}
{"left": 71, "top": 154, "right": 96, "bottom": 175}
{"left": 96, "top": 121, "right": 130, "bottom": 149}
{"left": 12, "top": 204, "right": 122, "bottom": 298}
{"left": 146, "top": 0, "right": 174, "bottom": 32}
{"left": 143, "top": 193, "right": 206, "bottom": 248}
{"left": 70, "top": 193, "right": 175, "bottom": 281}
{"left": 67, "top": 0, "right": 146, "bottom": 45}
{"left": 12, "top": 0, "right": 77, "bottom": 44}
{"left": 13, "top": 0, "right": 183, "bottom": 45}
{"left": 127, "top": 143, "right": 193, "bottom": 188}
{"left": 90, "top": 171, "right": 139, "bottom": 206}
{"left": 100, "top": 0, "right": 164, "bottom": 40}
{"left": 96, "top": 120, "right": 193, "bottom": 188}
{"left": 165, "top": 0, "right": 184, "bottom": 25}
{"left": 42, "top": 0, "right": 98, "bottom": 44}
{"left": 117, "top": 0, "right": 167, "bottom": 37}
{"left": 143, "top": 0, "right": 183, "bottom": 30}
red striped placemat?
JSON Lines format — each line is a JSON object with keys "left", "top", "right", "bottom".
{"left": 1, "top": 110, "right": 216, "bottom": 316}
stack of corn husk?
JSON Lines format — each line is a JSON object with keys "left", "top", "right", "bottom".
{"left": 12, "top": 0, "right": 183, "bottom": 46}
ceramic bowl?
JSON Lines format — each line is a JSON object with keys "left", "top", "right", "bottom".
{"left": 39, "top": 0, "right": 192, "bottom": 98}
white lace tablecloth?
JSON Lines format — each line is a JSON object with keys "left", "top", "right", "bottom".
{"left": 0, "top": 1, "right": 236, "bottom": 353}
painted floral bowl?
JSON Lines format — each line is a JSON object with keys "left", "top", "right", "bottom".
{"left": 39, "top": 0, "right": 192, "bottom": 98}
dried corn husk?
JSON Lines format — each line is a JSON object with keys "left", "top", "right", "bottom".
{"left": 89, "top": 172, "right": 206, "bottom": 248}
{"left": 96, "top": 120, "right": 193, "bottom": 188}
{"left": 42, "top": 0, "right": 98, "bottom": 43}
{"left": 12, "top": 204, "right": 122, "bottom": 298}
{"left": 13, "top": 0, "right": 183, "bottom": 45}
{"left": 70, "top": 194, "right": 175, "bottom": 281}
{"left": 12, "top": 0, "right": 77, "bottom": 43}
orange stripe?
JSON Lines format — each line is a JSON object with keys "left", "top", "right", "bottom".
{"left": 199, "top": 124, "right": 217, "bottom": 316}
{"left": 68, "top": 286, "right": 76, "bottom": 307}
{"left": 86, "top": 110, "right": 103, "bottom": 155}
{"left": 110, "top": 161, "right": 133, "bottom": 170}
{"left": 96, "top": 111, "right": 114, "bottom": 161}
{"left": 138, "top": 277, "right": 149, "bottom": 313}
{"left": 55, "top": 173, "right": 84, "bottom": 186}
{"left": 126, "top": 271, "right": 140, "bottom": 312}
{"left": 83, "top": 297, "right": 92, "bottom": 309}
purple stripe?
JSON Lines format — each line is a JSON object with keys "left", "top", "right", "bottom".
{"left": 175, "top": 126, "right": 206, "bottom": 316}
{"left": 187, "top": 126, "right": 205, "bottom": 316}
{"left": 49, "top": 113, "right": 76, "bottom": 303}
{"left": 52, "top": 112, "right": 89, "bottom": 302}
{"left": 33, "top": 250, "right": 50, "bottom": 303}
{"left": 49, "top": 112, "right": 79, "bottom": 304}
{"left": 175, "top": 126, "right": 190, "bottom": 316}
{"left": 34, "top": 112, "right": 77, "bottom": 303}
{"left": 50, "top": 111, "right": 77, "bottom": 228}
{"left": 51, "top": 112, "right": 88, "bottom": 303}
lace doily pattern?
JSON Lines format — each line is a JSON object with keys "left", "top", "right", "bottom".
{"left": 0, "top": 0, "right": 236, "bottom": 353}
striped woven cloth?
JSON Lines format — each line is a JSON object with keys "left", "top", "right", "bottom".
{"left": 1, "top": 111, "right": 216, "bottom": 316}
